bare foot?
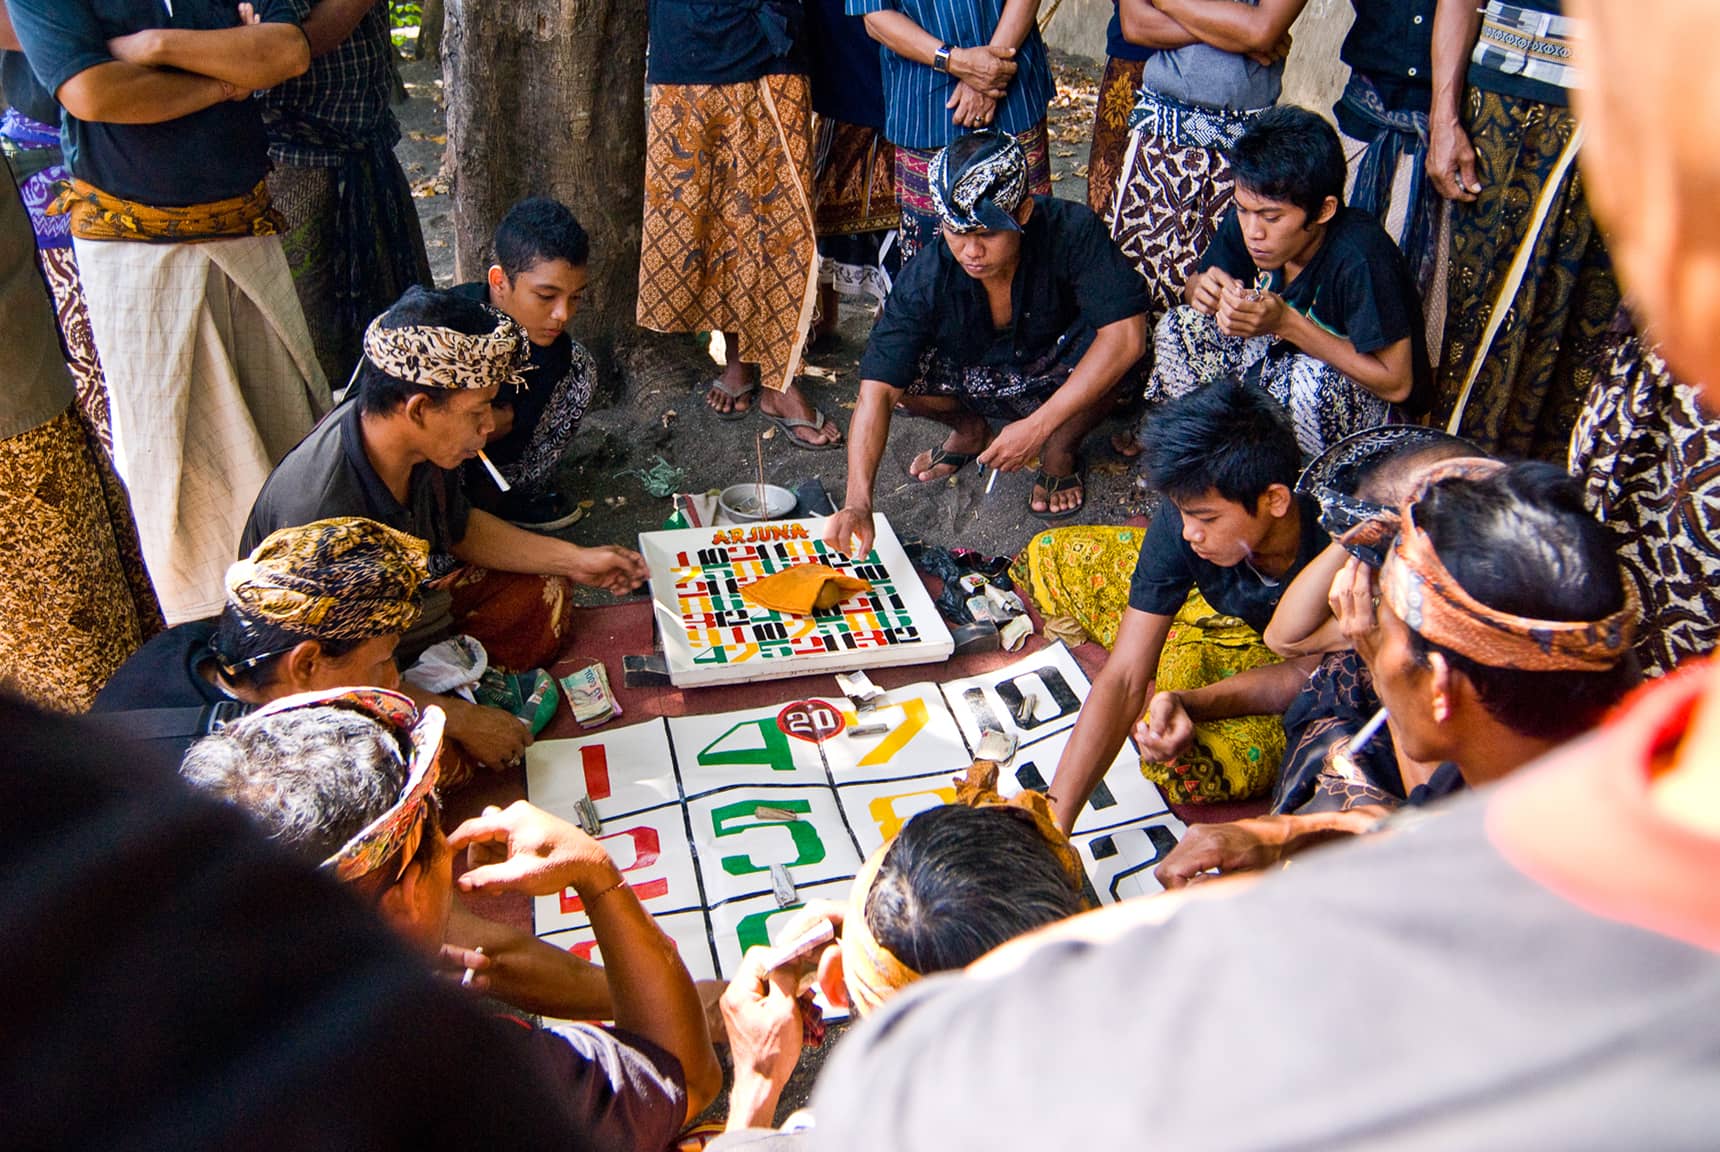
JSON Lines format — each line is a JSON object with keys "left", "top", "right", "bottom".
{"left": 908, "top": 418, "right": 989, "bottom": 482}
{"left": 1111, "top": 429, "right": 1142, "bottom": 459}
{"left": 759, "top": 382, "right": 842, "bottom": 448}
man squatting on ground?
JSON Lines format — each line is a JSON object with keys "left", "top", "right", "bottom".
{"left": 824, "top": 129, "right": 1148, "bottom": 549}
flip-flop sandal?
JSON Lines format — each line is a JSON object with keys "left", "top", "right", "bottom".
{"left": 1031, "top": 463, "right": 1086, "bottom": 521}
{"left": 767, "top": 407, "right": 845, "bottom": 451}
{"left": 702, "top": 376, "right": 758, "bottom": 422}
{"left": 907, "top": 444, "right": 980, "bottom": 482}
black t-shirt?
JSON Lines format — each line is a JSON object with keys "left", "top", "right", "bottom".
{"left": 2, "top": 49, "right": 61, "bottom": 126}
{"left": 646, "top": 0, "right": 805, "bottom": 85}
{"left": 241, "top": 397, "right": 471, "bottom": 571}
{"left": 805, "top": 0, "right": 884, "bottom": 128}
{"left": 1104, "top": 2, "right": 1155, "bottom": 63}
{"left": 1, "top": 694, "right": 683, "bottom": 1151}
{"left": 859, "top": 196, "right": 1149, "bottom": 388}
{"left": 1127, "top": 495, "right": 1326, "bottom": 633}
{"left": 1198, "top": 206, "right": 1433, "bottom": 416}
{"left": 1339, "top": 0, "right": 1433, "bottom": 113}
{"left": 449, "top": 280, "right": 569, "bottom": 494}
{"left": 8, "top": 0, "right": 298, "bottom": 206}
{"left": 92, "top": 619, "right": 228, "bottom": 713}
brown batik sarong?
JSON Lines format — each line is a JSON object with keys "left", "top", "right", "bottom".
{"left": 637, "top": 73, "right": 818, "bottom": 394}
{"left": 0, "top": 405, "right": 163, "bottom": 712}
{"left": 1086, "top": 55, "right": 1145, "bottom": 223}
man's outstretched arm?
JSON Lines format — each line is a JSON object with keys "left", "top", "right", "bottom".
{"left": 1048, "top": 606, "right": 1175, "bottom": 832}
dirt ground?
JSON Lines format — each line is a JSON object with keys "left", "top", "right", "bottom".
{"left": 392, "top": 50, "right": 1157, "bottom": 605}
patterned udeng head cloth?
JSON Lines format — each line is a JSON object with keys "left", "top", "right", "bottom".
{"left": 363, "top": 301, "right": 531, "bottom": 392}
{"left": 238, "top": 687, "right": 447, "bottom": 885}
{"left": 225, "top": 517, "right": 429, "bottom": 646}
{"left": 1376, "top": 459, "right": 1640, "bottom": 672}
{"left": 929, "top": 129, "right": 1030, "bottom": 234}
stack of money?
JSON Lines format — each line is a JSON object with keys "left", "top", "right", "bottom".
{"left": 560, "top": 662, "right": 622, "bottom": 729}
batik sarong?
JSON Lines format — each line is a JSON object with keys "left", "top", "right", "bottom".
{"left": 1109, "top": 89, "right": 1260, "bottom": 324}
{"left": 637, "top": 73, "right": 818, "bottom": 395}
{"left": 1570, "top": 312, "right": 1720, "bottom": 678}
{"left": 1271, "top": 649, "right": 1402, "bottom": 814}
{"left": 0, "top": 405, "right": 163, "bottom": 712}
{"left": 1436, "top": 88, "right": 1619, "bottom": 460}
{"left": 1085, "top": 56, "right": 1144, "bottom": 222}
{"left": 71, "top": 233, "right": 330, "bottom": 624}
{"left": 1149, "top": 306, "right": 1395, "bottom": 458}
{"left": 1011, "top": 530, "right": 1285, "bottom": 803}
{"left": 436, "top": 567, "right": 577, "bottom": 673}
{"left": 815, "top": 118, "right": 899, "bottom": 305}
{"left": 908, "top": 320, "right": 1094, "bottom": 421}
{"left": 1009, "top": 524, "right": 1148, "bottom": 651}
{"left": 268, "top": 133, "right": 433, "bottom": 386}
{"left": 464, "top": 341, "right": 598, "bottom": 506}
{"left": 1151, "top": 589, "right": 1286, "bottom": 803}
{"left": 894, "top": 119, "right": 1051, "bottom": 263}
{"left": 1, "top": 109, "right": 114, "bottom": 455}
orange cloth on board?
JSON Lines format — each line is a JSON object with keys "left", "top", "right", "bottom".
{"left": 740, "top": 563, "right": 872, "bottom": 615}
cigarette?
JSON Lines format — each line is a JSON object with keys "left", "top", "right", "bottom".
{"left": 1346, "top": 707, "right": 1389, "bottom": 757}
{"left": 461, "top": 945, "right": 484, "bottom": 989}
{"left": 477, "top": 450, "right": 511, "bottom": 492}
{"left": 985, "top": 467, "right": 999, "bottom": 495}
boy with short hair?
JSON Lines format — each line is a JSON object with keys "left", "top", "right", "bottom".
{"left": 1047, "top": 378, "right": 1324, "bottom": 818}
{"left": 454, "top": 197, "right": 596, "bottom": 530}
{"left": 1150, "top": 105, "right": 1432, "bottom": 457}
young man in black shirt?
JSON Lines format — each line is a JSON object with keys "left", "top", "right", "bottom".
{"left": 1150, "top": 106, "right": 1431, "bottom": 458}
{"left": 454, "top": 198, "right": 597, "bottom": 531}
{"left": 823, "top": 131, "right": 1147, "bottom": 547}
{"left": 1048, "top": 378, "right": 1324, "bottom": 816}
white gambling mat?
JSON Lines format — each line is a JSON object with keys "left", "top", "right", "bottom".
{"left": 523, "top": 650, "right": 1189, "bottom": 1004}
{"left": 637, "top": 513, "right": 954, "bottom": 687}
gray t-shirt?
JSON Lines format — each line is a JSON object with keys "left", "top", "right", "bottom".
{"left": 798, "top": 739, "right": 1720, "bottom": 1149}
{"left": 1141, "top": 8, "right": 1282, "bottom": 112}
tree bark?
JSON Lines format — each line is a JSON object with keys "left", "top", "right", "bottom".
{"left": 443, "top": 0, "right": 647, "bottom": 394}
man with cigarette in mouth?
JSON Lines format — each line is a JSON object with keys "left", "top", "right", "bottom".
{"left": 242, "top": 287, "right": 646, "bottom": 772}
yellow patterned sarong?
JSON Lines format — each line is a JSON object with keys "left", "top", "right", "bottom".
{"left": 1014, "top": 526, "right": 1285, "bottom": 803}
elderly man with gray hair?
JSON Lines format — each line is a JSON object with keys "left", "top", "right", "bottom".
{"left": 181, "top": 688, "right": 720, "bottom": 1145}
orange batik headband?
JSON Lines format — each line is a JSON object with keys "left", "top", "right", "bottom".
{"left": 1377, "top": 459, "right": 1639, "bottom": 672}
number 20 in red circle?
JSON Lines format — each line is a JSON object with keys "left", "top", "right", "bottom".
{"left": 776, "top": 699, "right": 846, "bottom": 743}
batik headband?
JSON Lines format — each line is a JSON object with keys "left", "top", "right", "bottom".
{"left": 245, "top": 687, "right": 445, "bottom": 884}
{"left": 1378, "top": 459, "right": 1639, "bottom": 672}
{"left": 362, "top": 305, "right": 530, "bottom": 391}
{"left": 928, "top": 130, "right": 1029, "bottom": 235}
{"left": 839, "top": 760, "right": 1085, "bottom": 1015}
{"left": 223, "top": 518, "right": 428, "bottom": 665}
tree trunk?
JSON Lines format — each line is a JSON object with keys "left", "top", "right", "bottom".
{"left": 413, "top": 0, "right": 445, "bottom": 62}
{"left": 443, "top": 0, "right": 648, "bottom": 394}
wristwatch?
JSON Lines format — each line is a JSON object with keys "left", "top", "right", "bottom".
{"left": 932, "top": 43, "right": 954, "bottom": 73}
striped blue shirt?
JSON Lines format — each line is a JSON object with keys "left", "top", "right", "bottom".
{"left": 846, "top": 0, "right": 1055, "bottom": 151}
